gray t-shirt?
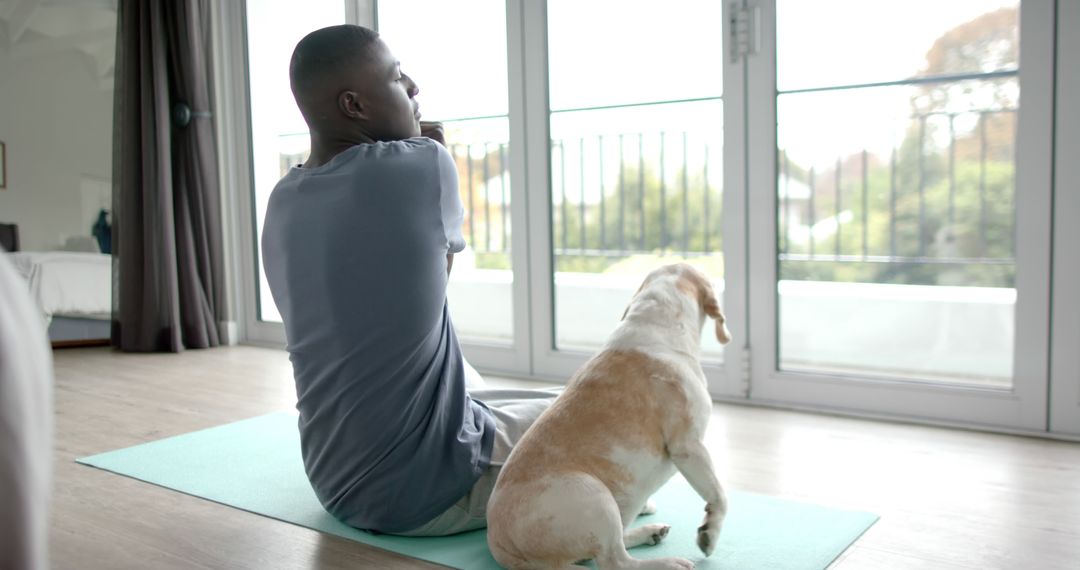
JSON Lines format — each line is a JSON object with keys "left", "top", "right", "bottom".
{"left": 261, "top": 137, "right": 495, "bottom": 533}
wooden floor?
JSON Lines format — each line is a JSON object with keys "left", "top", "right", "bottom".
{"left": 52, "top": 346, "right": 1080, "bottom": 569}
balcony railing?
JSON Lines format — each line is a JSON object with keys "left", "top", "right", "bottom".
{"left": 447, "top": 127, "right": 724, "bottom": 261}
{"left": 778, "top": 108, "right": 1017, "bottom": 268}
{"left": 443, "top": 104, "right": 1016, "bottom": 284}
{"left": 276, "top": 101, "right": 1018, "bottom": 285}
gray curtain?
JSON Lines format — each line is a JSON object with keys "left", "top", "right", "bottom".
{"left": 112, "top": 0, "right": 224, "bottom": 352}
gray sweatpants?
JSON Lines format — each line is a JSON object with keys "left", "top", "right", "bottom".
{"left": 395, "top": 383, "right": 560, "bottom": 537}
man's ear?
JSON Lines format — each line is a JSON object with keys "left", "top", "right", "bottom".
{"left": 338, "top": 90, "right": 365, "bottom": 119}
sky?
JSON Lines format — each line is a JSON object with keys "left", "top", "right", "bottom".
{"left": 775, "top": 0, "right": 1019, "bottom": 168}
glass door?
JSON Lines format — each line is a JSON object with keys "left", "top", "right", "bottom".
{"left": 235, "top": 0, "right": 1063, "bottom": 430}
{"left": 747, "top": 0, "right": 1055, "bottom": 429}
{"left": 524, "top": 0, "right": 747, "bottom": 394}
{"left": 240, "top": 0, "right": 529, "bottom": 373}
{"left": 244, "top": 0, "right": 346, "bottom": 338}
{"left": 1050, "top": 0, "right": 1080, "bottom": 436}
{"left": 377, "top": 0, "right": 529, "bottom": 374}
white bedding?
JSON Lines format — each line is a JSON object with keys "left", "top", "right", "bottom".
{"left": 6, "top": 252, "right": 112, "bottom": 321}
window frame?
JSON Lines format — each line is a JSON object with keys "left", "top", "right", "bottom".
{"left": 1050, "top": 0, "right": 1080, "bottom": 435}
{"left": 745, "top": 0, "right": 1056, "bottom": 431}
{"left": 215, "top": 0, "right": 1073, "bottom": 435}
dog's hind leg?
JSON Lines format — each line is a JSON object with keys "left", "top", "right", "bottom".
{"left": 596, "top": 548, "right": 694, "bottom": 570}
{"left": 598, "top": 521, "right": 692, "bottom": 570}
{"left": 622, "top": 523, "right": 670, "bottom": 548}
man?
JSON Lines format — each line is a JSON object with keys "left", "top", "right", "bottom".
{"left": 261, "top": 24, "right": 555, "bottom": 536}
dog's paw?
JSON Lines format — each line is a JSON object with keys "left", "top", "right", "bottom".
{"left": 633, "top": 523, "right": 671, "bottom": 546}
{"left": 640, "top": 499, "right": 658, "bottom": 516}
{"left": 696, "top": 521, "right": 720, "bottom": 556}
{"left": 624, "top": 523, "right": 671, "bottom": 548}
{"left": 646, "top": 524, "right": 670, "bottom": 545}
{"left": 649, "top": 556, "right": 695, "bottom": 569}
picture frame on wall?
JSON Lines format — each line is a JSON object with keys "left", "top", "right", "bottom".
{"left": 0, "top": 141, "right": 6, "bottom": 189}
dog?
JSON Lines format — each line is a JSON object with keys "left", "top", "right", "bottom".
{"left": 486, "top": 263, "right": 731, "bottom": 570}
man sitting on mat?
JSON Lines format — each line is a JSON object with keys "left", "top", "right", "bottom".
{"left": 261, "top": 24, "right": 556, "bottom": 537}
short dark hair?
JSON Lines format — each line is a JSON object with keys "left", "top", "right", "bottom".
{"left": 289, "top": 25, "right": 380, "bottom": 98}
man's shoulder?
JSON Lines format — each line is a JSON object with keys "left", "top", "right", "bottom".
{"left": 266, "top": 139, "right": 451, "bottom": 206}
{"left": 356, "top": 137, "right": 445, "bottom": 164}
{"left": 346, "top": 138, "right": 453, "bottom": 183}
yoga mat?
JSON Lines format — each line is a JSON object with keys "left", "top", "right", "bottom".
{"left": 78, "top": 412, "right": 877, "bottom": 569}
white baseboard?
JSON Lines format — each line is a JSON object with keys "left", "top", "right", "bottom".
{"left": 218, "top": 320, "right": 239, "bottom": 346}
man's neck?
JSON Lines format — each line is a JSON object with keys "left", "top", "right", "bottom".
{"left": 304, "top": 130, "right": 376, "bottom": 169}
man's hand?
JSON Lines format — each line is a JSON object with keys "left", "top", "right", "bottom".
{"left": 420, "top": 121, "right": 446, "bottom": 147}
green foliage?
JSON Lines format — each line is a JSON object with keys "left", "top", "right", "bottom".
{"left": 476, "top": 151, "right": 1016, "bottom": 286}
{"left": 781, "top": 118, "right": 1016, "bottom": 287}
{"left": 475, "top": 252, "right": 512, "bottom": 270}
{"left": 552, "top": 164, "right": 722, "bottom": 258}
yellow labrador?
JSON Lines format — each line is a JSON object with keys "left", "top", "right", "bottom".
{"left": 487, "top": 263, "right": 731, "bottom": 570}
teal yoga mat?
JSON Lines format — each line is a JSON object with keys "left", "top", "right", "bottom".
{"left": 78, "top": 412, "right": 877, "bottom": 569}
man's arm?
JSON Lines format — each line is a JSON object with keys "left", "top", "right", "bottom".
{"left": 428, "top": 121, "right": 459, "bottom": 279}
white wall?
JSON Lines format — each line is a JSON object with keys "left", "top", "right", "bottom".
{"left": 0, "top": 47, "right": 113, "bottom": 252}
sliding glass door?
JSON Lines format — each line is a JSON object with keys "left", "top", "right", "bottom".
{"left": 233, "top": 0, "right": 1066, "bottom": 432}
{"left": 1051, "top": 0, "right": 1080, "bottom": 436}
{"left": 240, "top": 0, "right": 531, "bottom": 373}
{"left": 522, "top": 0, "right": 747, "bottom": 394}
{"left": 377, "top": 0, "right": 530, "bottom": 373}
{"left": 747, "top": 0, "right": 1055, "bottom": 429}
{"left": 245, "top": 0, "right": 345, "bottom": 329}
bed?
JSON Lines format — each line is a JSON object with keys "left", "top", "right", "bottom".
{"left": 7, "top": 251, "right": 112, "bottom": 347}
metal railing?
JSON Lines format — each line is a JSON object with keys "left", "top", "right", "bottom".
{"left": 778, "top": 107, "right": 1017, "bottom": 268}
{"left": 446, "top": 107, "right": 1017, "bottom": 273}
{"left": 276, "top": 97, "right": 1017, "bottom": 283}
{"left": 448, "top": 129, "right": 723, "bottom": 260}
{"left": 452, "top": 141, "right": 512, "bottom": 255}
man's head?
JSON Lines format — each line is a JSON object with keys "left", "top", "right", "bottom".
{"left": 289, "top": 25, "right": 421, "bottom": 143}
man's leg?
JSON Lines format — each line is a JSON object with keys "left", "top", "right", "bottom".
{"left": 471, "top": 388, "right": 562, "bottom": 468}
{"left": 394, "top": 388, "right": 560, "bottom": 537}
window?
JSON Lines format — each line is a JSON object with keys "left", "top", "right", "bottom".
{"left": 379, "top": 0, "right": 515, "bottom": 344}
{"left": 245, "top": 0, "right": 346, "bottom": 323}
{"left": 775, "top": 0, "right": 1020, "bottom": 385}
{"left": 546, "top": 0, "right": 727, "bottom": 358}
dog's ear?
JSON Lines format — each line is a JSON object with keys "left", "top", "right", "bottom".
{"left": 703, "top": 286, "right": 732, "bottom": 345}
{"left": 678, "top": 266, "right": 731, "bottom": 345}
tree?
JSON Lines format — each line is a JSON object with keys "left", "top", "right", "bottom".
{"left": 912, "top": 7, "right": 1018, "bottom": 115}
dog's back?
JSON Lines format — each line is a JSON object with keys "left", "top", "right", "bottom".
{"left": 487, "top": 264, "right": 728, "bottom": 570}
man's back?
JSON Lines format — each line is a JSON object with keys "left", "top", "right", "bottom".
{"left": 261, "top": 137, "right": 495, "bottom": 533}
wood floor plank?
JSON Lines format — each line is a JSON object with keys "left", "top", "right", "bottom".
{"left": 832, "top": 546, "right": 981, "bottom": 570}
{"left": 48, "top": 346, "right": 1080, "bottom": 569}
